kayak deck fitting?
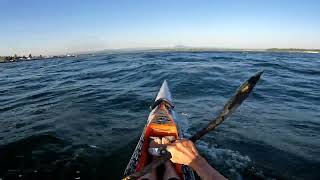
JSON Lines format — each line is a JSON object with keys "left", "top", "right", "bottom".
{"left": 124, "top": 81, "right": 195, "bottom": 179}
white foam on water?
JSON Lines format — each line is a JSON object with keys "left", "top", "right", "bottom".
{"left": 176, "top": 112, "right": 191, "bottom": 137}
{"left": 178, "top": 112, "right": 258, "bottom": 179}
{"left": 89, "top": 145, "right": 98, "bottom": 148}
{"left": 180, "top": 112, "right": 191, "bottom": 117}
{"left": 196, "top": 140, "right": 252, "bottom": 178}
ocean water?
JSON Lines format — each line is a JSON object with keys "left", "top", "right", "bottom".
{"left": 0, "top": 51, "right": 319, "bottom": 180}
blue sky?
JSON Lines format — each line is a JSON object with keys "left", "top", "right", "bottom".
{"left": 1, "top": 0, "right": 319, "bottom": 55}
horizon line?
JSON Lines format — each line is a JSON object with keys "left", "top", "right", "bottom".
{"left": 2, "top": 46, "right": 320, "bottom": 56}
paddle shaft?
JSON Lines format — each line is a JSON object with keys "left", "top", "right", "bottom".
{"left": 123, "top": 71, "right": 263, "bottom": 180}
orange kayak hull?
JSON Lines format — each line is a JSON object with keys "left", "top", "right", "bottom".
{"left": 124, "top": 81, "right": 195, "bottom": 179}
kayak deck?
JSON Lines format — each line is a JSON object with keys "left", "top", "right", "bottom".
{"left": 136, "top": 104, "right": 183, "bottom": 178}
{"left": 124, "top": 81, "right": 195, "bottom": 179}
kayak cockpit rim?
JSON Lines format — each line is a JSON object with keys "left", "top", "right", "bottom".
{"left": 151, "top": 80, "right": 175, "bottom": 110}
{"left": 150, "top": 98, "right": 175, "bottom": 110}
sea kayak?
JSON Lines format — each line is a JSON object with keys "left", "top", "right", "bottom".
{"left": 124, "top": 80, "right": 195, "bottom": 179}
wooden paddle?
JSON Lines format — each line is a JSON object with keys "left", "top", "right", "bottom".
{"left": 123, "top": 70, "right": 264, "bottom": 180}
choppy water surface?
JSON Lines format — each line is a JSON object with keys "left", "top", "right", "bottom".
{"left": 0, "top": 51, "right": 319, "bottom": 180}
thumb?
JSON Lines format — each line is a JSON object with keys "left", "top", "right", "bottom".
{"left": 165, "top": 145, "right": 177, "bottom": 163}
{"left": 166, "top": 144, "right": 174, "bottom": 153}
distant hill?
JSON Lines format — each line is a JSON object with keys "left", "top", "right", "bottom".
{"left": 267, "top": 48, "right": 320, "bottom": 53}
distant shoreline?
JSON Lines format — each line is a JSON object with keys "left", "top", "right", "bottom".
{"left": 92, "top": 47, "right": 320, "bottom": 54}
{"left": 1, "top": 48, "right": 319, "bottom": 64}
{"left": 265, "top": 48, "right": 320, "bottom": 53}
{"left": 0, "top": 54, "right": 77, "bottom": 63}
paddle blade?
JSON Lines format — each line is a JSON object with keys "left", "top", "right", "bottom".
{"left": 225, "top": 70, "right": 263, "bottom": 114}
{"left": 189, "top": 70, "right": 263, "bottom": 142}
